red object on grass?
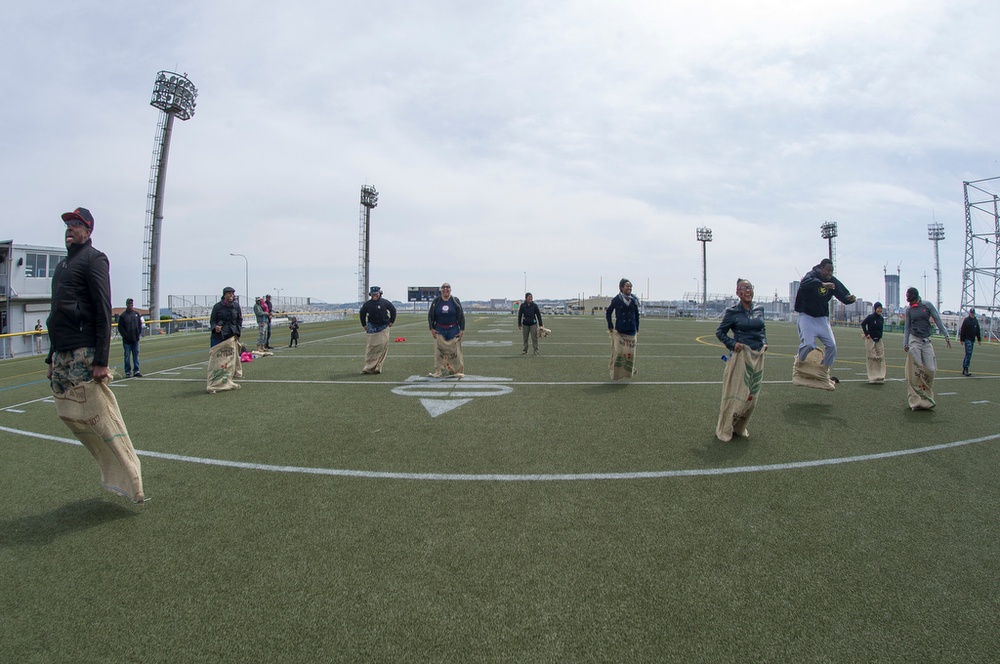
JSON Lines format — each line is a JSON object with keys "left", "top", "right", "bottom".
{"left": 395, "top": 337, "right": 406, "bottom": 342}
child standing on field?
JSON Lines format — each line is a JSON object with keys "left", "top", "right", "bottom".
{"left": 288, "top": 317, "right": 300, "bottom": 348}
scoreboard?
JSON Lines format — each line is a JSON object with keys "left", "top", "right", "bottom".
{"left": 407, "top": 286, "right": 441, "bottom": 302}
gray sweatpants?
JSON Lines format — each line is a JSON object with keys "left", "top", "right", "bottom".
{"left": 907, "top": 337, "right": 937, "bottom": 372}
{"left": 797, "top": 313, "right": 837, "bottom": 366}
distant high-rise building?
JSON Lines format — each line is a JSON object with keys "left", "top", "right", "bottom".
{"left": 884, "top": 273, "right": 900, "bottom": 312}
{"left": 789, "top": 280, "right": 800, "bottom": 307}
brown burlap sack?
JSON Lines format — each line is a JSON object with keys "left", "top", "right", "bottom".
{"left": 609, "top": 332, "right": 638, "bottom": 381}
{"left": 539, "top": 326, "right": 551, "bottom": 338}
{"left": 430, "top": 334, "right": 464, "bottom": 377}
{"left": 362, "top": 328, "right": 391, "bottom": 374}
{"left": 791, "top": 349, "right": 835, "bottom": 391}
{"left": 53, "top": 380, "right": 145, "bottom": 503}
{"left": 905, "top": 353, "right": 936, "bottom": 410}
{"left": 207, "top": 336, "right": 241, "bottom": 393}
{"left": 716, "top": 348, "right": 765, "bottom": 442}
{"left": 865, "top": 337, "right": 886, "bottom": 384}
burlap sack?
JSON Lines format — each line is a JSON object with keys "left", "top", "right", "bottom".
{"left": 207, "top": 336, "right": 241, "bottom": 393}
{"left": 865, "top": 338, "right": 886, "bottom": 384}
{"left": 905, "top": 353, "right": 936, "bottom": 410}
{"left": 539, "top": 326, "right": 551, "bottom": 338}
{"left": 792, "top": 349, "right": 835, "bottom": 391}
{"left": 362, "top": 328, "right": 391, "bottom": 374}
{"left": 609, "top": 332, "right": 638, "bottom": 381}
{"left": 431, "top": 334, "right": 464, "bottom": 377}
{"left": 53, "top": 380, "right": 145, "bottom": 503}
{"left": 716, "top": 348, "right": 765, "bottom": 442}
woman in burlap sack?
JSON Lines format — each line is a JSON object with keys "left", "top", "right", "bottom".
{"left": 714, "top": 279, "right": 767, "bottom": 442}
{"left": 606, "top": 278, "right": 640, "bottom": 381}
{"left": 861, "top": 302, "right": 886, "bottom": 384}
{"left": 427, "top": 283, "right": 465, "bottom": 377}
{"left": 903, "top": 287, "right": 951, "bottom": 411}
{"left": 208, "top": 286, "right": 244, "bottom": 393}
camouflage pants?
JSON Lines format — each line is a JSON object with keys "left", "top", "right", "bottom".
{"left": 50, "top": 347, "right": 96, "bottom": 396}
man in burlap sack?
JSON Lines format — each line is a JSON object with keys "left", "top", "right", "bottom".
{"left": 903, "top": 287, "right": 951, "bottom": 411}
{"left": 208, "top": 286, "right": 244, "bottom": 393}
{"left": 517, "top": 292, "right": 544, "bottom": 356}
{"left": 792, "top": 258, "right": 856, "bottom": 390}
{"left": 715, "top": 279, "right": 767, "bottom": 441}
{"left": 606, "top": 278, "right": 640, "bottom": 381}
{"left": 45, "top": 207, "right": 146, "bottom": 503}
{"left": 359, "top": 286, "right": 397, "bottom": 374}
{"left": 428, "top": 283, "right": 465, "bottom": 377}
{"left": 861, "top": 302, "right": 886, "bottom": 384}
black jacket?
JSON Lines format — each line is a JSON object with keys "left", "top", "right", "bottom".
{"left": 794, "top": 265, "right": 854, "bottom": 318}
{"left": 360, "top": 298, "right": 397, "bottom": 328}
{"left": 118, "top": 308, "right": 144, "bottom": 344}
{"left": 210, "top": 299, "right": 243, "bottom": 345}
{"left": 861, "top": 313, "right": 884, "bottom": 342}
{"left": 46, "top": 240, "right": 113, "bottom": 366}
{"left": 959, "top": 316, "right": 981, "bottom": 343}
{"left": 517, "top": 302, "right": 543, "bottom": 327}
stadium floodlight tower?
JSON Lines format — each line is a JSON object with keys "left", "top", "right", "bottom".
{"left": 928, "top": 222, "right": 945, "bottom": 310}
{"left": 820, "top": 221, "right": 838, "bottom": 262}
{"left": 696, "top": 227, "right": 712, "bottom": 318}
{"left": 144, "top": 71, "right": 197, "bottom": 326}
{"left": 357, "top": 184, "right": 379, "bottom": 304}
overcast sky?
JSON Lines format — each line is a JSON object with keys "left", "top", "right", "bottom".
{"left": 4, "top": 0, "right": 999, "bottom": 310}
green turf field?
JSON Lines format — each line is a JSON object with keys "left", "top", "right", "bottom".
{"left": 2, "top": 314, "right": 998, "bottom": 662}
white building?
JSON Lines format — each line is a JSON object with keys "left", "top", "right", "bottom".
{"left": 1, "top": 240, "right": 65, "bottom": 358}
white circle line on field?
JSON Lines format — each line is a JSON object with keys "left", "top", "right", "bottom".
{"left": 2, "top": 424, "right": 998, "bottom": 482}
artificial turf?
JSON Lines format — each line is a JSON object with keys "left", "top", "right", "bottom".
{"left": 1, "top": 314, "right": 998, "bottom": 662}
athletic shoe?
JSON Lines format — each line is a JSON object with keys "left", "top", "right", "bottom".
{"left": 124, "top": 373, "right": 132, "bottom": 378}
{"left": 134, "top": 372, "right": 143, "bottom": 378}
{"left": 830, "top": 376, "right": 840, "bottom": 384}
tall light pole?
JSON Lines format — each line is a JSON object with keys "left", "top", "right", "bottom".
{"left": 928, "top": 222, "right": 945, "bottom": 310}
{"left": 230, "top": 253, "right": 248, "bottom": 305}
{"left": 820, "top": 221, "right": 838, "bottom": 262}
{"left": 144, "top": 70, "right": 197, "bottom": 325}
{"left": 357, "top": 184, "right": 379, "bottom": 303}
{"left": 696, "top": 227, "right": 712, "bottom": 318}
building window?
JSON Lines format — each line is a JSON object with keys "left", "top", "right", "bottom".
{"left": 25, "top": 253, "right": 59, "bottom": 278}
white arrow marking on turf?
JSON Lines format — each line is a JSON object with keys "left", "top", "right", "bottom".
{"left": 392, "top": 375, "right": 513, "bottom": 417}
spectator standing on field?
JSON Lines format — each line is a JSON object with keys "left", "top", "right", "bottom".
{"left": 288, "top": 316, "right": 300, "bottom": 348}
{"left": 958, "top": 308, "right": 981, "bottom": 377}
{"left": 118, "top": 298, "right": 144, "bottom": 378}
{"left": 264, "top": 294, "right": 275, "bottom": 349}
{"left": 34, "top": 319, "right": 44, "bottom": 354}
{"left": 253, "top": 296, "right": 268, "bottom": 351}
{"left": 517, "top": 293, "right": 544, "bottom": 356}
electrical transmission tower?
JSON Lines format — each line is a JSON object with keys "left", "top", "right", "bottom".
{"left": 961, "top": 178, "right": 1000, "bottom": 339}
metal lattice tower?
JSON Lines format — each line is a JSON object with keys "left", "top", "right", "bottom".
{"left": 143, "top": 71, "right": 197, "bottom": 323}
{"left": 357, "top": 184, "right": 379, "bottom": 303}
{"left": 961, "top": 177, "right": 1000, "bottom": 337}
